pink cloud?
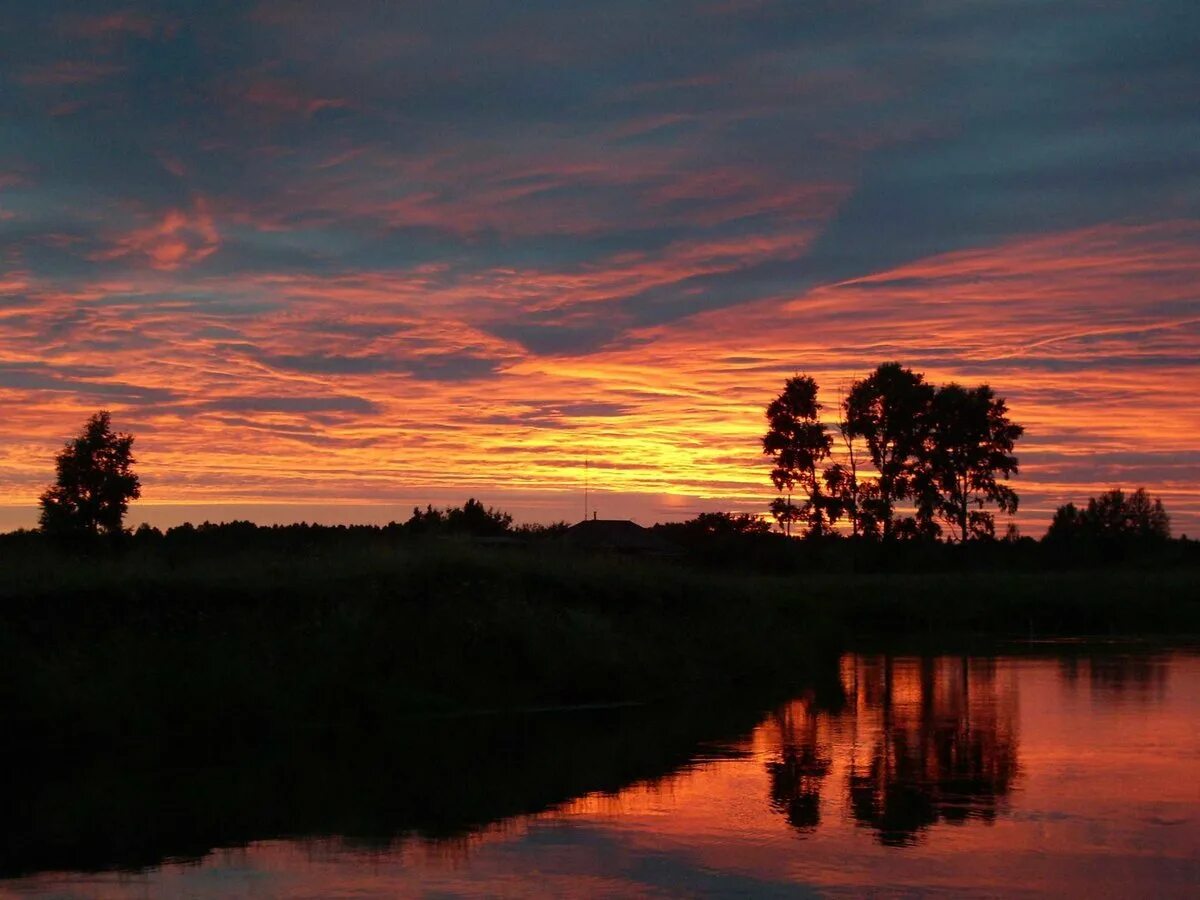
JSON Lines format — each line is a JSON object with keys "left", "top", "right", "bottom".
{"left": 91, "top": 200, "right": 220, "bottom": 271}
{"left": 21, "top": 61, "right": 125, "bottom": 86}
{"left": 237, "top": 78, "right": 349, "bottom": 118}
{"left": 60, "top": 10, "right": 163, "bottom": 41}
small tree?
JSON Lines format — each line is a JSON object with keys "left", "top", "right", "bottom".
{"left": 405, "top": 504, "right": 447, "bottom": 534}
{"left": 446, "top": 498, "right": 513, "bottom": 536}
{"left": 763, "top": 375, "right": 833, "bottom": 536}
{"left": 922, "top": 383, "right": 1023, "bottom": 541}
{"left": 681, "top": 512, "right": 773, "bottom": 536}
{"left": 1089, "top": 488, "right": 1170, "bottom": 540}
{"left": 1047, "top": 488, "right": 1171, "bottom": 543}
{"left": 1045, "top": 501, "right": 1083, "bottom": 541}
{"left": 405, "top": 499, "right": 514, "bottom": 536}
{"left": 39, "top": 411, "right": 141, "bottom": 537}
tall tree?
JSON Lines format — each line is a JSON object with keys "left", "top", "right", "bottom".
{"left": 821, "top": 389, "right": 868, "bottom": 537}
{"left": 922, "top": 384, "right": 1023, "bottom": 541}
{"left": 763, "top": 375, "right": 832, "bottom": 536}
{"left": 845, "top": 363, "right": 934, "bottom": 539}
{"left": 39, "top": 411, "right": 141, "bottom": 537}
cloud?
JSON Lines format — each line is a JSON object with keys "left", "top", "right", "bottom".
{"left": 90, "top": 200, "right": 220, "bottom": 271}
{"left": 20, "top": 61, "right": 126, "bottom": 86}
{"left": 259, "top": 351, "right": 504, "bottom": 381}
{"left": 0, "top": 361, "right": 179, "bottom": 403}
{"left": 489, "top": 322, "right": 625, "bottom": 356}
{"left": 234, "top": 78, "right": 349, "bottom": 120}
{"left": 59, "top": 10, "right": 163, "bottom": 41}
{"left": 196, "top": 395, "right": 381, "bottom": 415}
{"left": 482, "top": 402, "right": 633, "bottom": 428}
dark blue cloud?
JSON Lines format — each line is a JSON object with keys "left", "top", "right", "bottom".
{"left": 1, "top": 0, "right": 1197, "bottom": 346}
{"left": 197, "top": 395, "right": 380, "bottom": 415}
{"left": 481, "top": 401, "right": 633, "bottom": 428}
{"left": 0, "top": 362, "right": 179, "bottom": 402}
{"left": 259, "top": 350, "right": 504, "bottom": 381}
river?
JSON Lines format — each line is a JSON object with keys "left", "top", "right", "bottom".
{"left": 4, "top": 644, "right": 1197, "bottom": 897}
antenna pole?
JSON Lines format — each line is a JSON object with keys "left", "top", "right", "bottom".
{"left": 584, "top": 456, "right": 589, "bottom": 522}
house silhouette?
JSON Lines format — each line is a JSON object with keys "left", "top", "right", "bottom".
{"left": 562, "top": 518, "right": 680, "bottom": 556}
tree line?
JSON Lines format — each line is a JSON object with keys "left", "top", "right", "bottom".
{"left": 30, "top": 403, "right": 1175, "bottom": 548}
{"left": 1045, "top": 488, "right": 1171, "bottom": 545}
{"left": 763, "top": 362, "right": 1023, "bottom": 541}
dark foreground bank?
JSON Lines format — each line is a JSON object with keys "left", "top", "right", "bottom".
{"left": 1, "top": 698, "right": 790, "bottom": 878}
{"left": 2, "top": 535, "right": 1198, "bottom": 751}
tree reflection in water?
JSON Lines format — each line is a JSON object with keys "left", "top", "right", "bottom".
{"left": 1059, "top": 652, "right": 1171, "bottom": 700}
{"left": 767, "top": 655, "right": 1021, "bottom": 846}
{"left": 767, "top": 692, "right": 834, "bottom": 831}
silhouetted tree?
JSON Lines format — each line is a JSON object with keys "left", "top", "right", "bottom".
{"left": 39, "top": 411, "right": 141, "bottom": 538}
{"left": 404, "top": 499, "right": 514, "bottom": 536}
{"left": 821, "top": 463, "right": 853, "bottom": 531}
{"left": 405, "top": 504, "right": 447, "bottom": 534}
{"left": 921, "top": 384, "right": 1023, "bottom": 541}
{"left": 1092, "top": 488, "right": 1170, "bottom": 539}
{"left": 446, "top": 498, "right": 513, "bottom": 536}
{"left": 513, "top": 521, "right": 571, "bottom": 537}
{"left": 763, "top": 375, "right": 832, "bottom": 536}
{"left": 1046, "top": 501, "right": 1083, "bottom": 539}
{"left": 846, "top": 363, "right": 935, "bottom": 539}
{"left": 766, "top": 497, "right": 802, "bottom": 536}
{"left": 679, "top": 511, "right": 773, "bottom": 536}
{"left": 820, "top": 388, "right": 873, "bottom": 537}
{"left": 1045, "top": 488, "right": 1171, "bottom": 544}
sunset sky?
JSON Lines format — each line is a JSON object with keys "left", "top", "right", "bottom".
{"left": 1, "top": 1, "right": 1197, "bottom": 533}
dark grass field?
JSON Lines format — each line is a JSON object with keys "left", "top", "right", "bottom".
{"left": 2, "top": 536, "right": 1197, "bottom": 751}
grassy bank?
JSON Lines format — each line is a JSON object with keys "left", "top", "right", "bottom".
{"left": 2, "top": 537, "right": 1197, "bottom": 750}
{"left": 0, "top": 540, "right": 829, "bottom": 750}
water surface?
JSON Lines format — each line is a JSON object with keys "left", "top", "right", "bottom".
{"left": 5, "top": 646, "right": 1198, "bottom": 897}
